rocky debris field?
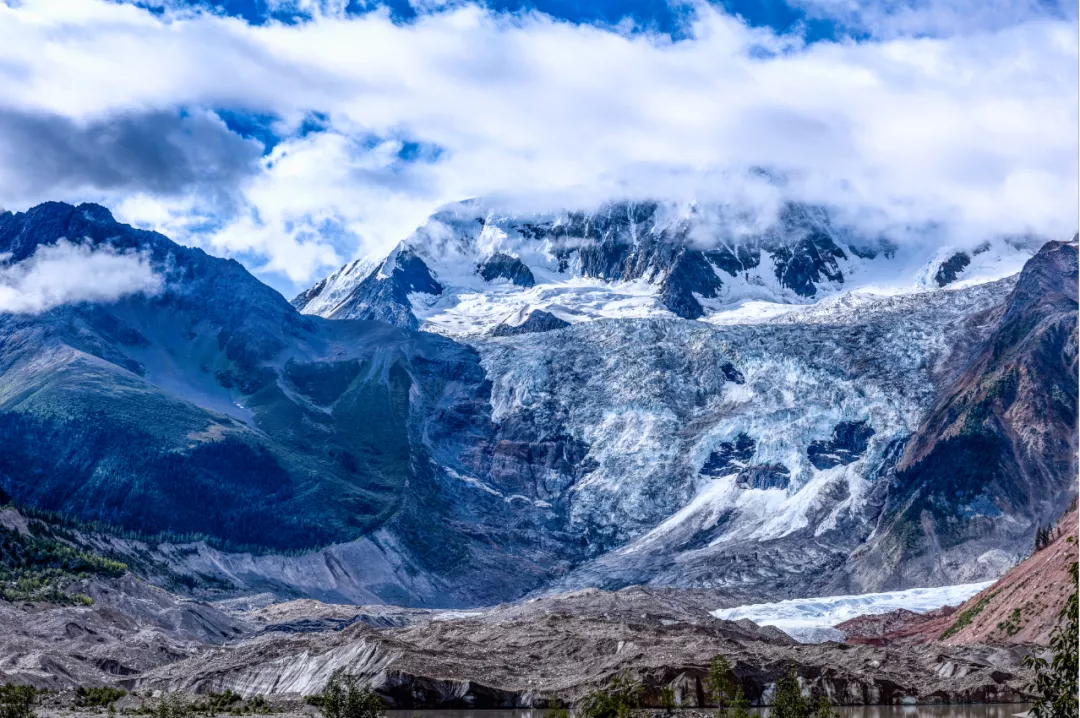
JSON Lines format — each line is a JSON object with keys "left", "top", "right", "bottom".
{"left": 2, "top": 576, "right": 1035, "bottom": 709}
{"left": 0, "top": 574, "right": 249, "bottom": 687}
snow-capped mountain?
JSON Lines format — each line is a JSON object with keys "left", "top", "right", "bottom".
{"left": 294, "top": 199, "right": 1038, "bottom": 337}
{"left": 286, "top": 197, "right": 1075, "bottom": 602}
{"left": 0, "top": 201, "right": 1073, "bottom": 609}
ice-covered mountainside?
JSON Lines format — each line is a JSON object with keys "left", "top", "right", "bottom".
{"left": 713, "top": 582, "right": 993, "bottom": 643}
{"left": 294, "top": 199, "right": 1038, "bottom": 336}
{"left": 83, "top": 271, "right": 1042, "bottom": 605}
{"left": 287, "top": 200, "right": 1074, "bottom": 599}
{"left": 291, "top": 255, "right": 382, "bottom": 318}
{"left": 479, "top": 277, "right": 1025, "bottom": 598}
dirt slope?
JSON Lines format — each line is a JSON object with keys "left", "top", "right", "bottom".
{"left": 841, "top": 505, "right": 1078, "bottom": 646}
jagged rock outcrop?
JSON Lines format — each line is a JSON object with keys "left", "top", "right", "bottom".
{"left": 289, "top": 257, "right": 381, "bottom": 317}
{"left": 317, "top": 248, "right": 443, "bottom": 329}
{"left": 490, "top": 309, "right": 570, "bottom": 336}
{"left": 935, "top": 251, "right": 972, "bottom": 286}
{"left": 807, "top": 421, "right": 875, "bottom": 470}
{"left": 700, "top": 434, "right": 756, "bottom": 477}
{"left": 294, "top": 200, "right": 893, "bottom": 330}
{"left": 736, "top": 464, "right": 791, "bottom": 490}
{"left": 478, "top": 252, "right": 535, "bottom": 287}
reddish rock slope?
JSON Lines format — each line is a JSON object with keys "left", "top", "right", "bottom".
{"left": 841, "top": 505, "right": 1078, "bottom": 646}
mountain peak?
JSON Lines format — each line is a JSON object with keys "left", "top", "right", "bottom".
{"left": 0, "top": 201, "right": 130, "bottom": 262}
{"left": 20, "top": 200, "right": 114, "bottom": 225}
{"left": 74, "top": 202, "right": 116, "bottom": 224}
{"left": 295, "top": 197, "right": 1042, "bottom": 337}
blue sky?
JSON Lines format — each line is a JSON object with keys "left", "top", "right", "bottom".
{"left": 139, "top": 0, "right": 837, "bottom": 39}
{"left": 141, "top": 0, "right": 1074, "bottom": 38}
{"left": 0, "top": 0, "right": 1076, "bottom": 296}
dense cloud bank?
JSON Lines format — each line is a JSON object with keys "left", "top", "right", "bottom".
{"left": 0, "top": 0, "right": 1075, "bottom": 292}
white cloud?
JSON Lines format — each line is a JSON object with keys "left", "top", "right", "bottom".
{"left": 791, "top": 0, "right": 1076, "bottom": 39}
{"left": 0, "top": 240, "right": 163, "bottom": 314}
{"left": 0, "top": 0, "right": 1075, "bottom": 294}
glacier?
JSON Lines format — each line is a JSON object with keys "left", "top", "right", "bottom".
{"left": 0, "top": 201, "right": 1075, "bottom": 613}
{"left": 486, "top": 276, "right": 1016, "bottom": 597}
{"left": 712, "top": 581, "right": 995, "bottom": 643}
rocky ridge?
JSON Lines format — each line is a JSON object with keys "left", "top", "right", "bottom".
{"left": 839, "top": 239, "right": 1079, "bottom": 593}
{"left": 294, "top": 199, "right": 1037, "bottom": 336}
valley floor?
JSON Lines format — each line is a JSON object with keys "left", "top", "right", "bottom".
{"left": 34, "top": 707, "right": 1038, "bottom": 718}
{"left": 5, "top": 504, "right": 1078, "bottom": 711}
{"left": 2, "top": 576, "right": 1036, "bottom": 708}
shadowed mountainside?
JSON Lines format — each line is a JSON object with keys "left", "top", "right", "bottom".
{"left": 0, "top": 202, "right": 580, "bottom": 606}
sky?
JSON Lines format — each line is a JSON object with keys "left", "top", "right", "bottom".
{"left": 0, "top": 0, "right": 1076, "bottom": 297}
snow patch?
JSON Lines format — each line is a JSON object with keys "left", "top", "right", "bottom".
{"left": 712, "top": 581, "right": 994, "bottom": 643}
{"left": 296, "top": 255, "right": 380, "bottom": 316}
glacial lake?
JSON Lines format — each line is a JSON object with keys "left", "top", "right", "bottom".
{"left": 388, "top": 707, "right": 1032, "bottom": 718}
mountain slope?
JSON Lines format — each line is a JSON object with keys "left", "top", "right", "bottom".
{"left": 0, "top": 202, "right": 576, "bottom": 606}
{"left": 838, "top": 239, "right": 1079, "bottom": 592}
{"left": 839, "top": 504, "right": 1078, "bottom": 646}
{"left": 0, "top": 201, "right": 1073, "bottom": 609}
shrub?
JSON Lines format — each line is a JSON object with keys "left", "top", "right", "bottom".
{"left": 152, "top": 692, "right": 192, "bottom": 718}
{"left": 246, "top": 695, "right": 270, "bottom": 714}
{"left": 0, "top": 684, "right": 37, "bottom": 718}
{"left": 545, "top": 700, "right": 570, "bottom": 718}
{"left": 188, "top": 691, "right": 271, "bottom": 716}
{"left": 1024, "top": 560, "right": 1078, "bottom": 718}
{"left": 198, "top": 690, "right": 241, "bottom": 715}
{"left": 578, "top": 674, "right": 643, "bottom": 718}
{"left": 997, "top": 608, "right": 1023, "bottom": 637}
{"left": 75, "top": 686, "right": 127, "bottom": 708}
{"left": 940, "top": 593, "right": 995, "bottom": 639}
{"left": 319, "top": 671, "right": 383, "bottom": 718}
{"left": 660, "top": 686, "right": 677, "bottom": 714}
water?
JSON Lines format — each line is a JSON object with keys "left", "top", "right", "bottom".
{"left": 388, "top": 707, "right": 1031, "bottom": 718}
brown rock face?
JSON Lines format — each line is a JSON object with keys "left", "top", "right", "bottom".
{"left": 837, "top": 607, "right": 958, "bottom": 646}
